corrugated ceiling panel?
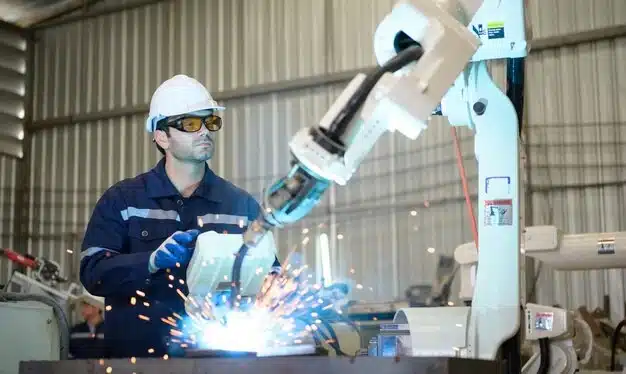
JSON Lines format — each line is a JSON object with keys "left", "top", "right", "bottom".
{"left": 526, "top": 37, "right": 626, "bottom": 319}
{"left": 31, "top": 0, "right": 327, "bottom": 122}
{"left": 0, "top": 23, "right": 26, "bottom": 158}
{"left": 0, "top": 155, "right": 18, "bottom": 286}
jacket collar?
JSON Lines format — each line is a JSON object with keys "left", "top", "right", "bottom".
{"left": 146, "top": 158, "right": 222, "bottom": 202}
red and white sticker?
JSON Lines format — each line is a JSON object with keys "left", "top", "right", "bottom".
{"left": 484, "top": 199, "right": 512, "bottom": 226}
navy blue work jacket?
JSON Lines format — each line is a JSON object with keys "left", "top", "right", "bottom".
{"left": 80, "top": 158, "right": 279, "bottom": 358}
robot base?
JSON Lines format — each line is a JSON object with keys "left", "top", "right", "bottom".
{"left": 19, "top": 356, "right": 506, "bottom": 374}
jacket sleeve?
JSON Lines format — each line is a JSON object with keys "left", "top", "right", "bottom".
{"left": 80, "top": 186, "right": 153, "bottom": 297}
{"left": 247, "top": 195, "right": 281, "bottom": 271}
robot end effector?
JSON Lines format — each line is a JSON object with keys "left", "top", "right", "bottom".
{"left": 244, "top": 0, "right": 484, "bottom": 240}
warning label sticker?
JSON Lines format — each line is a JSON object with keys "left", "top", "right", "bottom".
{"left": 535, "top": 312, "right": 554, "bottom": 331}
{"left": 597, "top": 239, "right": 615, "bottom": 255}
{"left": 484, "top": 199, "right": 513, "bottom": 226}
{"left": 487, "top": 21, "right": 505, "bottom": 39}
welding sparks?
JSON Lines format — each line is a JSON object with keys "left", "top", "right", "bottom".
{"left": 169, "top": 256, "right": 353, "bottom": 355}
{"left": 126, "top": 248, "right": 355, "bottom": 356}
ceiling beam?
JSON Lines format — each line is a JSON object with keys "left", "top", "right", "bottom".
{"left": 31, "top": 0, "right": 173, "bottom": 30}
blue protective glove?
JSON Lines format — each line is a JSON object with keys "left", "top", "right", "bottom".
{"left": 148, "top": 229, "right": 199, "bottom": 273}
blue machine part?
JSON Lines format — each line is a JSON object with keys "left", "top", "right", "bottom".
{"left": 263, "top": 162, "right": 331, "bottom": 228}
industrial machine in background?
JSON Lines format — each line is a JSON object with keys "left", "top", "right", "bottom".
{"left": 454, "top": 225, "right": 626, "bottom": 373}
{"left": 1, "top": 247, "right": 83, "bottom": 316}
{"left": 0, "top": 248, "right": 89, "bottom": 374}
{"left": 1, "top": 248, "right": 68, "bottom": 288}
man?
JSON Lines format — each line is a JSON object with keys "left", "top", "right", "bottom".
{"left": 80, "top": 74, "right": 280, "bottom": 358}
{"left": 69, "top": 294, "right": 106, "bottom": 359}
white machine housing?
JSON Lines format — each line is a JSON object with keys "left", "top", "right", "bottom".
{"left": 453, "top": 241, "right": 478, "bottom": 302}
{"left": 0, "top": 301, "right": 61, "bottom": 374}
{"left": 393, "top": 306, "right": 472, "bottom": 356}
{"left": 524, "top": 225, "right": 626, "bottom": 270}
{"left": 288, "top": 0, "right": 481, "bottom": 186}
{"left": 454, "top": 227, "right": 621, "bottom": 373}
{"left": 456, "top": 225, "right": 626, "bottom": 300}
{"left": 186, "top": 230, "right": 278, "bottom": 299}
{"left": 521, "top": 304, "right": 581, "bottom": 374}
{"left": 376, "top": 0, "right": 526, "bottom": 362}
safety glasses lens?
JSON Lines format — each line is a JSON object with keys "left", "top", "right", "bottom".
{"left": 181, "top": 118, "right": 203, "bottom": 132}
{"left": 179, "top": 116, "right": 222, "bottom": 132}
{"left": 205, "top": 115, "right": 222, "bottom": 131}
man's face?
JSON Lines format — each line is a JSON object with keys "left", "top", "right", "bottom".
{"left": 155, "top": 113, "right": 218, "bottom": 162}
{"left": 166, "top": 125, "right": 216, "bottom": 162}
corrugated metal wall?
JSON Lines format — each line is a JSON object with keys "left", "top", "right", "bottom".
{"left": 0, "top": 21, "right": 29, "bottom": 286}
{"left": 24, "top": 0, "right": 626, "bottom": 312}
{"left": 0, "top": 23, "right": 27, "bottom": 159}
{"left": 0, "top": 155, "right": 18, "bottom": 285}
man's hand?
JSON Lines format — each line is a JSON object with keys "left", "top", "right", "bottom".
{"left": 149, "top": 229, "right": 199, "bottom": 273}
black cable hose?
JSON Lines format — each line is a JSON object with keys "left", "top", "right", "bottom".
{"left": 506, "top": 57, "right": 525, "bottom": 136}
{"left": 229, "top": 243, "right": 249, "bottom": 307}
{"left": 326, "top": 44, "right": 425, "bottom": 139}
{"left": 610, "top": 319, "right": 626, "bottom": 371}
{"left": 538, "top": 337, "right": 550, "bottom": 374}
{"left": 0, "top": 291, "right": 71, "bottom": 360}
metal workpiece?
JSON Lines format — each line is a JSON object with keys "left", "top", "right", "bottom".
{"left": 20, "top": 356, "right": 505, "bottom": 374}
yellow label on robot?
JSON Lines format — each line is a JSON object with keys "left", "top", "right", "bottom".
{"left": 486, "top": 21, "right": 505, "bottom": 39}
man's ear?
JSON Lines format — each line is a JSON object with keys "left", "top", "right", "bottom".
{"left": 154, "top": 129, "right": 169, "bottom": 150}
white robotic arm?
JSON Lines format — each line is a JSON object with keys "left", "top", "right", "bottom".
{"left": 287, "top": 0, "right": 481, "bottom": 188}
{"left": 190, "top": 3, "right": 528, "bottom": 365}
{"left": 216, "top": 0, "right": 491, "bottom": 309}
{"left": 524, "top": 225, "right": 626, "bottom": 270}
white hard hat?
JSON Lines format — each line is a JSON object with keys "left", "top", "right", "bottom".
{"left": 145, "top": 74, "right": 225, "bottom": 133}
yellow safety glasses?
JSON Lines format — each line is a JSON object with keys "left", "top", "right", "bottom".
{"left": 159, "top": 115, "right": 222, "bottom": 133}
